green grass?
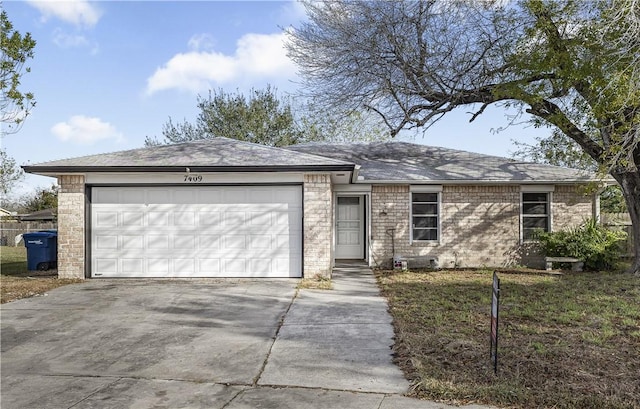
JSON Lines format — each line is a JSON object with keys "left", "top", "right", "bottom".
{"left": 377, "top": 269, "right": 640, "bottom": 409}
{"left": 0, "top": 245, "right": 30, "bottom": 276}
{"left": 1, "top": 246, "right": 81, "bottom": 303}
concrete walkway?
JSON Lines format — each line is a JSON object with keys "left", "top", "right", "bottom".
{"left": 1, "top": 264, "right": 493, "bottom": 409}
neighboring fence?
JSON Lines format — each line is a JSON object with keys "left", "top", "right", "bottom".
{"left": 0, "top": 222, "right": 57, "bottom": 246}
{"left": 602, "top": 213, "right": 635, "bottom": 258}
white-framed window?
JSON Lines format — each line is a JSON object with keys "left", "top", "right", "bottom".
{"left": 411, "top": 191, "right": 440, "bottom": 242}
{"left": 521, "top": 192, "right": 551, "bottom": 240}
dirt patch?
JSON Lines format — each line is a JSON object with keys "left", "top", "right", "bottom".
{"left": 1, "top": 276, "right": 82, "bottom": 303}
{"left": 297, "top": 275, "right": 333, "bottom": 290}
{"left": 1, "top": 246, "right": 82, "bottom": 303}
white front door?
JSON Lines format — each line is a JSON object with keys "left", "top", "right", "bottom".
{"left": 335, "top": 196, "right": 364, "bottom": 259}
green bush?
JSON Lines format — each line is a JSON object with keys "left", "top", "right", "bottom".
{"left": 536, "top": 218, "right": 627, "bottom": 270}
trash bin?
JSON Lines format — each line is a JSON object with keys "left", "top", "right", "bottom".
{"left": 23, "top": 231, "right": 58, "bottom": 271}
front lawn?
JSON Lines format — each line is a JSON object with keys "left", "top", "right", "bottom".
{"left": 377, "top": 269, "right": 640, "bottom": 409}
{"left": 0, "top": 246, "right": 81, "bottom": 303}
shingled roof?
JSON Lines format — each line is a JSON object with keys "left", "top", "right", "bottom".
{"left": 287, "top": 141, "right": 596, "bottom": 183}
{"left": 24, "top": 137, "right": 598, "bottom": 184}
{"left": 23, "top": 137, "right": 354, "bottom": 174}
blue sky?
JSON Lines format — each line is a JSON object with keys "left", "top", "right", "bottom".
{"left": 2, "top": 0, "right": 547, "bottom": 196}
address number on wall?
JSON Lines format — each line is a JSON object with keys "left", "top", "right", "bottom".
{"left": 184, "top": 175, "right": 203, "bottom": 182}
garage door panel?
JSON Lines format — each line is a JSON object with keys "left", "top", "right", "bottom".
{"left": 250, "top": 259, "right": 273, "bottom": 274}
{"left": 96, "top": 211, "right": 118, "bottom": 227}
{"left": 249, "top": 235, "right": 272, "bottom": 249}
{"left": 249, "top": 212, "right": 272, "bottom": 227}
{"left": 199, "top": 258, "right": 221, "bottom": 274}
{"left": 199, "top": 190, "right": 222, "bottom": 203}
{"left": 95, "top": 235, "right": 118, "bottom": 250}
{"left": 96, "top": 259, "right": 117, "bottom": 275}
{"left": 147, "top": 189, "right": 171, "bottom": 204}
{"left": 198, "top": 212, "right": 221, "bottom": 226}
{"left": 175, "top": 189, "right": 198, "bottom": 204}
{"left": 174, "top": 212, "right": 196, "bottom": 227}
{"left": 224, "top": 258, "right": 246, "bottom": 274}
{"left": 224, "top": 189, "right": 247, "bottom": 203}
{"left": 122, "top": 259, "right": 144, "bottom": 274}
{"left": 173, "top": 235, "right": 196, "bottom": 249}
{"left": 147, "top": 259, "right": 170, "bottom": 274}
{"left": 123, "top": 212, "right": 144, "bottom": 226}
{"left": 121, "top": 190, "right": 145, "bottom": 204}
{"left": 92, "top": 185, "right": 302, "bottom": 278}
{"left": 94, "top": 188, "right": 120, "bottom": 203}
{"left": 147, "top": 212, "right": 169, "bottom": 226}
{"left": 198, "top": 235, "right": 220, "bottom": 249}
{"left": 173, "top": 259, "right": 195, "bottom": 274}
{"left": 122, "top": 235, "right": 144, "bottom": 249}
{"left": 147, "top": 235, "right": 170, "bottom": 250}
{"left": 223, "top": 235, "right": 246, "bottom": 249}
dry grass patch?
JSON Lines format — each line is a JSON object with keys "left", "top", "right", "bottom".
{"left": 377, "top": 269, "right": 640, "bottom": 409}
{"left": 1, "top": 246, "right": 82, "bottom": 304}
{"left": 297, "top": 274, "right": 333, "bottom": 290}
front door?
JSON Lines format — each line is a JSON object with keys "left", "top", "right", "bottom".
{"left": 335, "top": 196, "right": 364, "bottom": 259}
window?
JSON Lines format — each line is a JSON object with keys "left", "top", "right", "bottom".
{"left": 522, "top": 192, "right": 550, "bottom": 240}
{"left": 411, "top": 192, "right": 439, "bottom": 241}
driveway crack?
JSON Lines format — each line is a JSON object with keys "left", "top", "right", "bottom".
{"left": 66, "top": 377, "right": 123, "bottom": 408}
{"left": 252, "top": 288, "right": 299, "bottom": 386}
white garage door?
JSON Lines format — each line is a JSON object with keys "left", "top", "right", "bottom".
{"left": 91, "top": 186, "right": 302, "bottom": 278}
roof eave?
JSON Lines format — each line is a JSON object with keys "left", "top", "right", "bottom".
{"left": 354, "top": 178, "right": 604, "bottom": 185}
{"left": 22, "top": 164, "right": 356, "bottom": 176}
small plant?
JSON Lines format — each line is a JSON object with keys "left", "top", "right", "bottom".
{"left": 536, "top": 218, "right": 626, "bottom": 270}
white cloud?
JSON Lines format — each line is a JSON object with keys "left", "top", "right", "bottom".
{"left": 51, "top": 115, "right": 124, "bottom": 144}
{"left": 52, "top": 28, "right": 99, "bottom": 54}
{"left": 26, "top": 0, "right": 102, "bottom": 28}
{"left": 53, "top": 28, "right": 100, "bottom": 55}
{"left": 52, "top": 29, "right": 88, "bottom": 48}
{"left": 188, "top": 33, "right": 216, "bottom": 51}
{"left": 146, "top": 32, "right": 296, "bottom": 95}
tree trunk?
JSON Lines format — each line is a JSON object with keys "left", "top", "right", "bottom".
{"left": 613, "top": 170, "right": 640, "bottom": 275}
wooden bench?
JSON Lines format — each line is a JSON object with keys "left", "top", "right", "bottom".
{"left": 545, "top": 257, "right": 584, "bottom": 272}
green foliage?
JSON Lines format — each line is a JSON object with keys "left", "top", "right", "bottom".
{"left": 600, "top": 185, "right": 627, "bottom": 213}
{"left": 20, "top": 185, "right": 58, "bottom": 213}
{"left": 0, "top": 148, "right": 23, "bottom": 196}
{"left": 146, "top": 86, "right": 305, "bottom": 147}
{"left": 512, "top": 130, "right": 627, "bottom": 213}
{"left": 512, "top": 129, "right": 597, "bottom": 171}
{"left": 1, "top": 9, "right": 36, "bottom": 133}
{"left": 145, "top": 86, "right": 390, "bottom": 147}
{"left": 536, "top": 218, "right": 626, "bottom": 270}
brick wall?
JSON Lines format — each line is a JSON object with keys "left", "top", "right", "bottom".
{"left": 553, "top": 185, "right": 594, "bottom": 230}
{"left": 370, "top": 184, "right": 595, "bottom": 269}
{"left": 303, "top": 174, "right": 333, "bottom": 278}
{"left": 57, "top": 175, "right": 86, "bottom": 279}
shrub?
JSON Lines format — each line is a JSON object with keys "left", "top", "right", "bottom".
{"left": 536, "top": 218, "right": 627, "bottom": 270}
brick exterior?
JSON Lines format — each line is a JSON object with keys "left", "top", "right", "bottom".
{"left": 303, "top": 174, "right": 333, "bottom": 278}
{"left": 552, "top": 185, "right": 595, "bottom": 230}
{"left": 370, "top": 184, "right": 595, "bottom": 269}
{"left": 51, "top": 173, "right": 594, "bottom": 277}
{"left": 57, "top": 175, "right": 86, "bottom": 279}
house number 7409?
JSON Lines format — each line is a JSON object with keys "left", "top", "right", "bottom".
{"left": 184, "top": 175, "right": 203, "bottom": 182}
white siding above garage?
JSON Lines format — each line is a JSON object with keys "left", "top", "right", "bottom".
{"left": 91, "top": 185, "right": 302, "bottom": 278}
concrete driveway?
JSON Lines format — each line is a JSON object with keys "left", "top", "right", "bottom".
{"left": 1, "top": 265, "right": 491, "bottom": 409}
